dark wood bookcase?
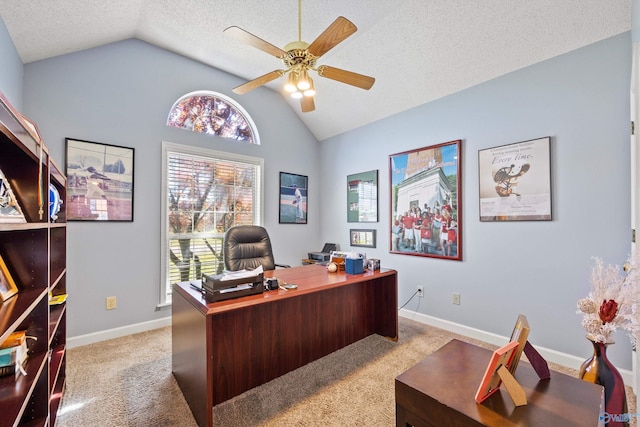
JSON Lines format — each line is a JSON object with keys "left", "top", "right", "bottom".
{"left": 0, "top": 96, "right": 67, "bottom": 427}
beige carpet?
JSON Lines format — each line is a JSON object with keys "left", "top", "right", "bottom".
{"left": 57, "top": 316, "right": 636, "bottom": 426}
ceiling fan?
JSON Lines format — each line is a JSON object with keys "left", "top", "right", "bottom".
{"left": 223, "top": 0, "right": 375, "bottom": 113}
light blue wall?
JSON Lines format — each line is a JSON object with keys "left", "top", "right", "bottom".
{"left": 20, "top": 39, "right": 321, "bottom": 337}
{"left": 0, "top": 17, "right": 23, "bottom": 109}
{"left": 320, "top": 33, "right": 633, "bottom": 368}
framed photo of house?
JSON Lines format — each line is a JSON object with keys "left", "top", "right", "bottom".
{"left": 478, "top": 137, "right": 551, "bottom": 221}
{"left": 347, "top": 170, "right": 378, "bottom": 222}
{"left": 279, "top": 172, "right": 307, "bottom": 224}
{"left": 350, "top": 229, "right": 376, "bottom": 248}
{"left": 389, "top": 140, "right": 462, "bottom": 260}
{"left": 0, "top": 255, "right": 18, "bottom": 302}
{"left": 65, "top": 138, "right": 134, "bottom": 222}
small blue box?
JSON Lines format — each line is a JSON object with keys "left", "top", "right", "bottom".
{"left": 345, "top": 258, "right": 364, "bottom": 274}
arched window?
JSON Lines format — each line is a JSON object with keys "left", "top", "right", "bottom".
{"left": 167, "top": 91, "right": 259, "bottom": 144}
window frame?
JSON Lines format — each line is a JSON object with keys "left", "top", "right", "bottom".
{"left": 159, "top": 141, "right": 264, "bottom": 307}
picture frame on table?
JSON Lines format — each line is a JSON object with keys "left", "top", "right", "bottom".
{"left": 389, "top": 139, "right": 462, "bottom": 260}
{"left": 279, "top": 172, "right": 308, "bottom": 224}
{"left": 0, "top": 255, "right": 18, "bottom": 302}
{"left": 347, "top": 170, "right": 378, "bottom": 222}
{"left": 350, "top": 229, "right": 376, "bottom": 248}
{"left": 478, "top": 137, "right": 551, "bottom": 222}
{"left": 65, "top": 138, "right": 134, "bottom": 222}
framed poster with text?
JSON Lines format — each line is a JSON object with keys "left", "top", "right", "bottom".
{"left": 347, "top": 170, "right": 378, "bottom": 222}
{"left": 478, "top": 137, "right": 551, "bottom": 222}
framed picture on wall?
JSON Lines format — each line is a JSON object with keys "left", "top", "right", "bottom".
{"left": 65, "top": 138, "right": 135, "bottom": 222}
{"left": 350, "top": 229, "right": 376, "bottom": 248}
{"left": 279, "top": 172, "right": 308, "bottom": 224}
{"left": 389, "top": 139, "right": 462, "bottom": 260}
{"left": 347, "top": 170, "right": 378, "bottom": 222}
{"left": 478, "top": 137, "right": 551, "bottom": 222}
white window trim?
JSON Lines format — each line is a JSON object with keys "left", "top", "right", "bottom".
{"left": 158, "top": 140, "right": 264, "bottom": 307}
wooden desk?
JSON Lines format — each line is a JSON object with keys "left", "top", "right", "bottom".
{"left": 395, "top": 339, "right": 604, "bottom": 427}
{"left": 172, "top": 264, "right": 398, "bottom": 427}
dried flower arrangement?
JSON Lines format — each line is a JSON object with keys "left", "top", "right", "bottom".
{"left": 577, "top": 255, "right": 640, "bottom": 345}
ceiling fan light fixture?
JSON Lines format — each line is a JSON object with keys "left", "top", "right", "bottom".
{"left": 303, "top": 79, "right": 315, "bottom": 97}
{"left": 284, "top": 72, "right": 298, "bottom": 93}
{"left": 296, "top": 69, "right": 311, "bottom": 90}
{"left": 291, "top": 91, "right": 303, "bottom": 99}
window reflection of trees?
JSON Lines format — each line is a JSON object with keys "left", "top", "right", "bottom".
{"left": 167, "top": 93, "right": 255, "bottom": 144}
{"left": 167, "top": 155, "right": 257, "bottom": 283}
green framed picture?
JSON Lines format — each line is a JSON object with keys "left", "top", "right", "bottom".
{"left": 347, "top": 170, "right": 378, "bottom": 222}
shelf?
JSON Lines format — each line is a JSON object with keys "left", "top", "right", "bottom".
{"left": 49, "top": 345, "right": 65, "bottom": 391}
{"left": 0, "top": 94, "right": 66, "bottom": 426}
{"left": 0, "top": 288, "right": 48, "bottom": 344}
{"left": 48, "top": 304, "right": 66, "bottom": 340}
{"left": 0, "top": 351, "right": 47, "bottom": 427}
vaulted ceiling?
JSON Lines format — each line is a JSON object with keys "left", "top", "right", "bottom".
{"left": 0, "top": 0, "right": 631, "bottom": 141}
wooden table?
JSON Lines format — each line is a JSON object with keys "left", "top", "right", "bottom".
{"left": 395, "top": 339, "right": 604, "bottom": 427}
{"left": 172, "top": 264, "right": 398, "bottom": 427}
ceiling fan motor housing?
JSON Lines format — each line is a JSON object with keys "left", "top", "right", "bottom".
{"left": 283, "top": 48, "right": 317, "bottom": 70}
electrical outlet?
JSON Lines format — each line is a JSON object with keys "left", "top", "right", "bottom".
{"left": 106, "top": 296, "right": 117, "bottom": 310}
{"left": 417, "top": 286, "right": 424, "bottom": 298}
{"left": 452, "top": 293, "right": 461, "bottom": 305}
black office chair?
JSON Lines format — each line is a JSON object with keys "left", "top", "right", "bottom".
{"left": 223, "top": 225, "right": 290, "bottom": 271}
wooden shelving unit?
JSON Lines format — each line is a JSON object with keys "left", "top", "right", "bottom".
{"left": 0, "top": 96, "right": 66, "bottom": 427}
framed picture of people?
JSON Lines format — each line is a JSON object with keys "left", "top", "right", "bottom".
{"left": 478, "top": 137, "right": 551, "bottom": 221}
{"left": 65, "top": 138, "right": 135, "bottom": 222}
{"left": 279, "top": 172, "right": 308, "bottom": 224}
{"left": 389, "top": 140, "right": 462, "bottom": 260}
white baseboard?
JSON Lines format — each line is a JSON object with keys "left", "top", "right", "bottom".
{"left": 399, "top": 309, "right": 634, "bottom": 386}
{"left": 67, "top": 317, "right": 172, "bottom": 349}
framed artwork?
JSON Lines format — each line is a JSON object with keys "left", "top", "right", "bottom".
{"left": 347, "top": 170, "right": 378, "bottom": 222}
{"left": 65, "top": 138, "right": 134, "bottom": 222}
{"left": 0, "top": 255, "right": 18, "bottom": 302}
{"left": 389, "top": 140, "right": 462, "bottom": 260}
{"left": 478, "top": 137, "right": 551, "bottom": 221}
{"left": 279, "top": 172, "right": 307, "bottom": 224}
{"left": 350, "top": 229, "right": 376, "bottom": 248}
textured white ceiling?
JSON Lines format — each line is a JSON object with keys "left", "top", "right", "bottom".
{"left": 0, "top": 0, "right": 632, "bottom": 141}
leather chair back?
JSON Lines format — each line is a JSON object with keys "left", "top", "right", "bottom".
{"left": 223, "top": 225, "right": 276, "bottom": 271}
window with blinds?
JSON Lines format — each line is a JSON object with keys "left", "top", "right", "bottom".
{"left": 160, "top": 142, "right": 263, "bottom": 305}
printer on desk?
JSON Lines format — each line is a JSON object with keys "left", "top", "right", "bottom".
{"left": 308, "top": 243, "right": 337, "bottom": 262}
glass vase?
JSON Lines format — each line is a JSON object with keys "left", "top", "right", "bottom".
{"left": 578, "top": 338, "right": 628, "bottom": 427}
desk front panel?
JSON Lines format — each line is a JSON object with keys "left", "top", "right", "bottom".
{"left": 209, "top": 267, "right": 398, "bottom": 404}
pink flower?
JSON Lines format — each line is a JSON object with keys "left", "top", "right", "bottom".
{"left": 599, "top": 299, "right": 618, "bottom": 324}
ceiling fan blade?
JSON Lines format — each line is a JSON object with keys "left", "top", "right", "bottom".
{"left": 224, "top": 26, "right": 287, "bottom": 58}
{"left": 307, "top": 16, "right": 357, "bottom": 58}
{"left": 316, "top": 65, "right": 375, "bottom": 90}
{"left": 232, "top": 70, "right": 285, "bottom": 95}
{"left": 301, "top": 95, "right": 315, "bottom": 113}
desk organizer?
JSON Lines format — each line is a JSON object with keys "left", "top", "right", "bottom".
{"left": 202, "top": 272, "right": 264, "bottom": 302}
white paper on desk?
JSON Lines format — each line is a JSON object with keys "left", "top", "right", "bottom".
{"left": 220, "top": 265, "right": 263, "bottom": 281}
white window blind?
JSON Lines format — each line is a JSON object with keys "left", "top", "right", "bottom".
{"left": 160, "top": 142, "right": 263, "bottom": 306}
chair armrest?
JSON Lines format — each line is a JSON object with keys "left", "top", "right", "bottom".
{"left": 275, "top": 263, "right": 291, "bottom": 269}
